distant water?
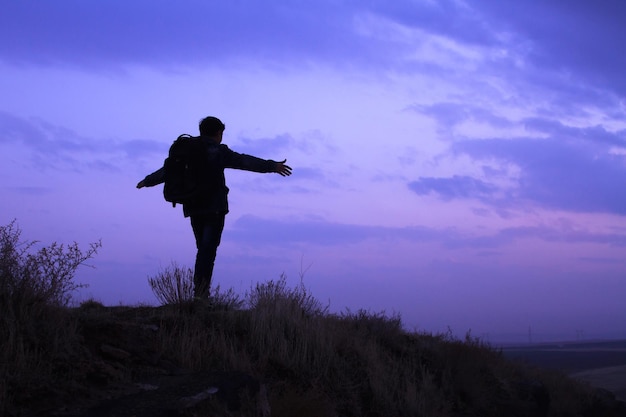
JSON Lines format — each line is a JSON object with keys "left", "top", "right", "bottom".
{"left": 481, "top": 333, "right": 626, "bottom": 347}
{"left": 500, "top": 339, "right": 626, "bottom": 373}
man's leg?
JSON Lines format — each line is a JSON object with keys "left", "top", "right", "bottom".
{"left": 190, "top": 213, "right": 225, "bottom": 298}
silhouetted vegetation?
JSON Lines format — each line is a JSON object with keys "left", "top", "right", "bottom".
{"left": 1, "top": 221, "right": 623, "bottom": 416}
{"left": 0, "top": 221, "right": 101, "bottom": 416}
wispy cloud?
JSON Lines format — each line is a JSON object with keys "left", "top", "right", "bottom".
{"left": 407, "top": 133, "right": 626, "bottom": 215}
{"left": 229, "top": 215, "right": 626, "bottom": 249}
{"left": 229, "top": 215, "right": 442, "bottom": 246}
{"left": 2, "top": 186, "right": 53, "bottom": 196}
{"left": 445, "top": 225, "right": 626, "bottom": 249}
{"left": 408, "top": 89, "right": 626, "bottom": 215}
{"left": 234, "top": 134, "right": 296, "bottom": 156}
{"left": 1, "top": 2, "right": 401, "bottom": 71}
{"left": 453, "top": 135, "right": 626, "bottom": 215}
{"left": 473, "top": 0, "right": 626, "bottom": 96}
{"left": 522, "top": 117, "right": 626, "bottom": 148}
{"left": 0, "top": 111, "right": 165, "bottom": 171}
{"left": 408, "top": 175, "right": 499, "bottom": 201}
{"left": 4, "top": 0, "right": 624, "bottom": 93}
{"left": 413, "top": 102, "right": 514, "bottom": 133}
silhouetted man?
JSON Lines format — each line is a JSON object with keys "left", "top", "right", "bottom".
{"left": 137, "top": 116, "right": 292, "bottom": 299}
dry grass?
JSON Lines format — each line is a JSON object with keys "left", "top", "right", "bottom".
{"left": 0, "top": 221, "right": 619, "bottom": 416}
{"left": 148, "top": 273, "right": 604, "bottom": 417}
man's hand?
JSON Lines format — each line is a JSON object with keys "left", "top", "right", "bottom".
{"left": 136, "top": 180, "right": 146, "bottom": 189}
{"left": 275, "top": 159, "right": 292, "bottom": 177}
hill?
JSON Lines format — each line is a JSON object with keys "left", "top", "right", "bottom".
{"left": 3, "top": 286, "right": 626, "bottom": 417}
{"left": 1, "top": 220, "right": 624, "bottom": 416}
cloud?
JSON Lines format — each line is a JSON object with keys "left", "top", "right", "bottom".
{"left": 471, "top": 0, "right": 626, "bottom": 96}
{"left": 121, "top": 139, "right": 166, "bottom": 159}
{"left": 412, "top": 102, "right": 515, "bottom": 136}
{"left": 450, "top": 130, "right": 626, "bottom": 215}
{"left": 578, "top": 256, "right": 626, "bottom": 265}
{"left": 446, "top": 225, "right": 626, "bottom": 249}
{"left": 289, "top": 167, "right": 326, "bottom": 182}
{"left": 408, "top": 175, "right": 498, "bottom": 201}
{"left": 361, "top": 1, "right": 493, "bottom": 46}
{"left": 522, "top": 117, "right": 626, "bottom": 148}
{"left": 0, "top": 1, "right": 401, "bottom": 71}
{"left": 4, "top": 0, "right": 624, "bottom": 115}
{"left": 0, "top": 111, "right": 165, "bottom": 171}
{"left": 229, "top": 215, "right": 442, "bottom": 246}
{"left": 0, "top": 111, "right": 96, "bottom": 163}
{"left": 234, "top": 134, "right": 295, "bottom": 156}
{"left": 2, "top": 186, "right": 53, "bottom": 196}
{"left": 229, "top": 214, "right": 626, "bottom": 250}
{"left": 408, "top": 100, "right": 626, "bottom": 216}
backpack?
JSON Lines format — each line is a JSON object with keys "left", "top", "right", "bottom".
{"left": 162, "top": 134, "right": 214, "bottom": 207}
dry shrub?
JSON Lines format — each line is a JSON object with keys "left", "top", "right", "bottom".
{"left": 147, "top": 262, "right": 194, "bottom": 305}
{"left": 0, "top": 220, "right": 100, "bottom": 416}
{"left": 212, "top": 284, "right": 245, "bottom": 310}
{"left": 246, "top": 273, "right": 328, "bottom": 317}
{"left": 147, "top": 263, "right": 245, "bottom": 310}
{"left": 0, "top": 220, "right": 101, "bottom": 308}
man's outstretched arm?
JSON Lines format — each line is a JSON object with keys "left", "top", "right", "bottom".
{"left": 223, "top": 146, "right": 292, "bottom": 176}
{"left": 136, "top": 167, "right": 165, "bottom": 188}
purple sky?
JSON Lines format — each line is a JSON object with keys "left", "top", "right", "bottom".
{"left": 2, "top": 0, "right": 626, "bottom": 343}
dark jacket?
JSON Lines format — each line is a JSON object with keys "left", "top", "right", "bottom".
{"left": 141, "top": 136, "right": 277, "bottom": 217}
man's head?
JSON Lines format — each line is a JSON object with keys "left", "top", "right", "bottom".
{"left": 199, "top": 116, "right": 225, "bottom": 140}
